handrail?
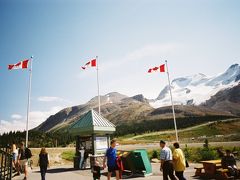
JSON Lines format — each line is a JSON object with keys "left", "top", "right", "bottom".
{"left": 0, "top": 148, "right": 13, "bottom": 180}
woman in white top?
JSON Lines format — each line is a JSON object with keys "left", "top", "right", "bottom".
{"left": 12, "top": 143, "right": 18, "bottom": 171}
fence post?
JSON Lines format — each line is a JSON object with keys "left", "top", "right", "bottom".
{"left": 0, "top": 148, "right": 13, "bottom": 180}
{"left": 1, "top": 149, "right": 4, "bottom": 179}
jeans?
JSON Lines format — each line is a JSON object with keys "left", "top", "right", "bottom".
{"left": 40, "top": 166, "right": 47, "bottom": 180}
{"left": 175, "top": 171, "right": 186, "bottom": 180}
{"left": 79, "top": 157, "right": 84, "bottom": 169}
{"left": 163, "top": 161, "right": 177, "bottom": 180}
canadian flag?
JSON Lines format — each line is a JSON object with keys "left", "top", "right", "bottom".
{"left": 8, "top": 59, "right": 29, "bottom": 70}
{"left": 81, "top": 59, "right": 97, "bottom": 70}
{"left": 148, "top": 64, "right": 165, "bottom": 73}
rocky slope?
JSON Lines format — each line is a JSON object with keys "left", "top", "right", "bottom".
{"left": 203, "top": 83, "right": 240, "bottom": 116}
{"left": 34, "top": 92, "right": 235, "bottom": 133}
{"left": 34, "top": 92, "right": 152, "bottom": 132}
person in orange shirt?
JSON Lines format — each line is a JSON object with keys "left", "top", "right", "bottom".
{"left": 172, "top": 142, "right": 186, "bottom": 180}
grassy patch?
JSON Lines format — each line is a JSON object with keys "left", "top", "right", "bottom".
{"left": 61, "top": 150, "right": 75, "bottom": 161}
{"left": 130, "top": 119, "right": 240, "bottom": 142}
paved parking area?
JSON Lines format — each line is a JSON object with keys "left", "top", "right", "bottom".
{"left": 13, "top": 163, "right": 199, "bottom": 180}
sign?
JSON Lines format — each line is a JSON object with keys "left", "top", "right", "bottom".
{"left": 79, "top": 137, "right": 92, "bottom": 151}
{"left": 96, "top": 137, "right": 108, "bottom": 151}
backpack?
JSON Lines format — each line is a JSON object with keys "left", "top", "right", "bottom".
{"left": 25, "top": 148, "right": 32, "bottom": 159}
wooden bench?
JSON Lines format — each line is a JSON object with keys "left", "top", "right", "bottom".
{"left": 216, "top": 168, "right": 233, "bottom": 180}
{"left": 194, "top": 166, "right": 204, "bottom": 176}
{"left": 216, "top": 168, "right": 240, "bottom": 180}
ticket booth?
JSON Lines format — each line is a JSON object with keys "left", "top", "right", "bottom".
{"left": 68, "top": 109, "right": 116, "bottom": 169}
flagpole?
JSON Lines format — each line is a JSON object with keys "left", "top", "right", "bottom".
{"left": 26, "top": 56, "right": 33, "bottom": 147}
{"left": 165, "top": 60, "right": 178, "bottom": 142}
{"left": 96, "top": 56, "right": 101, "bottom": 115}
{"left": 0, "top": 120, "right": 2, "bottom": 136}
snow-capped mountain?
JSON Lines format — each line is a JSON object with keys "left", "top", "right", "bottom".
{"left": 150, "top": 64, "right": 240, "bottom": 108}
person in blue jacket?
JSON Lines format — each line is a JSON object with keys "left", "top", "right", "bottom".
{"left": 103, "top": 139, "right": 119, "bottom": 180}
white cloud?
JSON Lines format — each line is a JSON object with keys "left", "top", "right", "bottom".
{"left": 126, "top": 43, "right": 179, "bottom": 61}
{"left": 28, "top": 106, "right": 63, "bottom": 126}
{"left": 106, "top": 43, "right": 180, "bottom": 67}
{"left": 102, "top": 43, "right": 181, "bottom": 93}
{"left": 11, "top": 114, "right": 22, "bottom": 120}
{"left": 0, "top": 106, "right": 63, "bottom": 134}
{"left": 37, "top": 96, "right": 73, "bottom": 106}
{"left": 103, "top": 43, "right": 179, "bottom": 70}
{"left": 37, "top": 96, "right": 64, "bottom": 102}
{"left": 75, "top": 42, "right": 183, "bottom": 100}
{"left": 0, "top": 95, "right": 74, "bottom": 134}
{"left": 77, "top": 43, "right": 181, "bottom": 80}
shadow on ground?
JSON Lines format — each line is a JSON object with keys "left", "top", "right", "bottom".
{"left": 32, "top": 168, "right": 81, "bottom": 174}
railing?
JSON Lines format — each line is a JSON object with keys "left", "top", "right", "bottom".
{"left": 0, "top": 148, "right": 13, "bottom": 180}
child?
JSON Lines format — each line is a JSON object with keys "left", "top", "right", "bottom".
{"left": 92, "top": 160, "right": 101, "bottom": 180}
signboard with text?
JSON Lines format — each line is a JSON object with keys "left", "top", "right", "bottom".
{"left": 96, "top": 137, "right": 108, "bottom": 152}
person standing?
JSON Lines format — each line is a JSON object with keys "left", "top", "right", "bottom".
{"left": 83, "top": 149, "right": 89, "bottom": 169}
{"left": 12, "top": 143, "right": 18, "bottom": 172}
{"left": 160, "top": 140, "right": 177, "bottom": 180}
{"left": 221, "top": 149, "right": 239, "bottom": 178}
{"left": 103, "top": 139, "right": 119, "bottom": 180}
{"left": 172, "top": 142, "right": 186, "bottom": 180}
{"left": 79, "top": 146, "right": 85, "bottom": 169}
{"left": 38, "top": 147, "right": 49, "bottom": 180}
{"left": 17, "top": 142, "right": 28, "bottom": 180}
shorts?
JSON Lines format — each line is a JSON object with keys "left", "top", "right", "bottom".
{"left": 12, "top": 153, "right": 18, "bottom": 161}
{"left": 108, "top": 165, "right": 119, "bottom": 173}
{"left": 19, "top": 159, "right": 28, "bottom": 167}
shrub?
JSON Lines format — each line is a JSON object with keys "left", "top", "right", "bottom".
{"left": 183, "top": 146, "right": 219, "bottom": 162}
{"left": 183, "top": 144, "right": 190, "bottom": 159}
{"left": 203, "top": 139, "right": 209, "bottom": 149}
{"left": 61, "top": 150, "right": 75, "bottom": 161}
{"left": 147, "top": 149, "right": 160, "bottom": 160}
{"left": 199, "top": 147, "right": 218, "bottom": 161}
{"left": 151, "top": 150, "right": 159, "bottom": 159}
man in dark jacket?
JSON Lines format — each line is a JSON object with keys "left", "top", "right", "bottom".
{"left": 17, "top": 142, "right": 28, "bottom": 180}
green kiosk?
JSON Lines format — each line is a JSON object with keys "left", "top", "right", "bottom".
{"left": 68, "top": 109, "right": 116, "bottom": 169}
{"left": 68, "top": 109, "right": 152, "bottom": 177}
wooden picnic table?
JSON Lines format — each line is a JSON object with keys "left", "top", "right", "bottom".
{"left": 200, "top": 160, "right": 222, "bottom": 177}
{"left": 195, "top": 159, "right": 240, "bottom": 179}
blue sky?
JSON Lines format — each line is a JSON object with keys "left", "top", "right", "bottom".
{"left": 0, "top": 0, "right": 239, "bottom": 133}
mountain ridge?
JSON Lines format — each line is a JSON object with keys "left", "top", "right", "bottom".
{"left": 151, "top": 64, "right": 240, "bottom": 108}
{"left": 34, "top": 64, "right": 240, "bottom": 133}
